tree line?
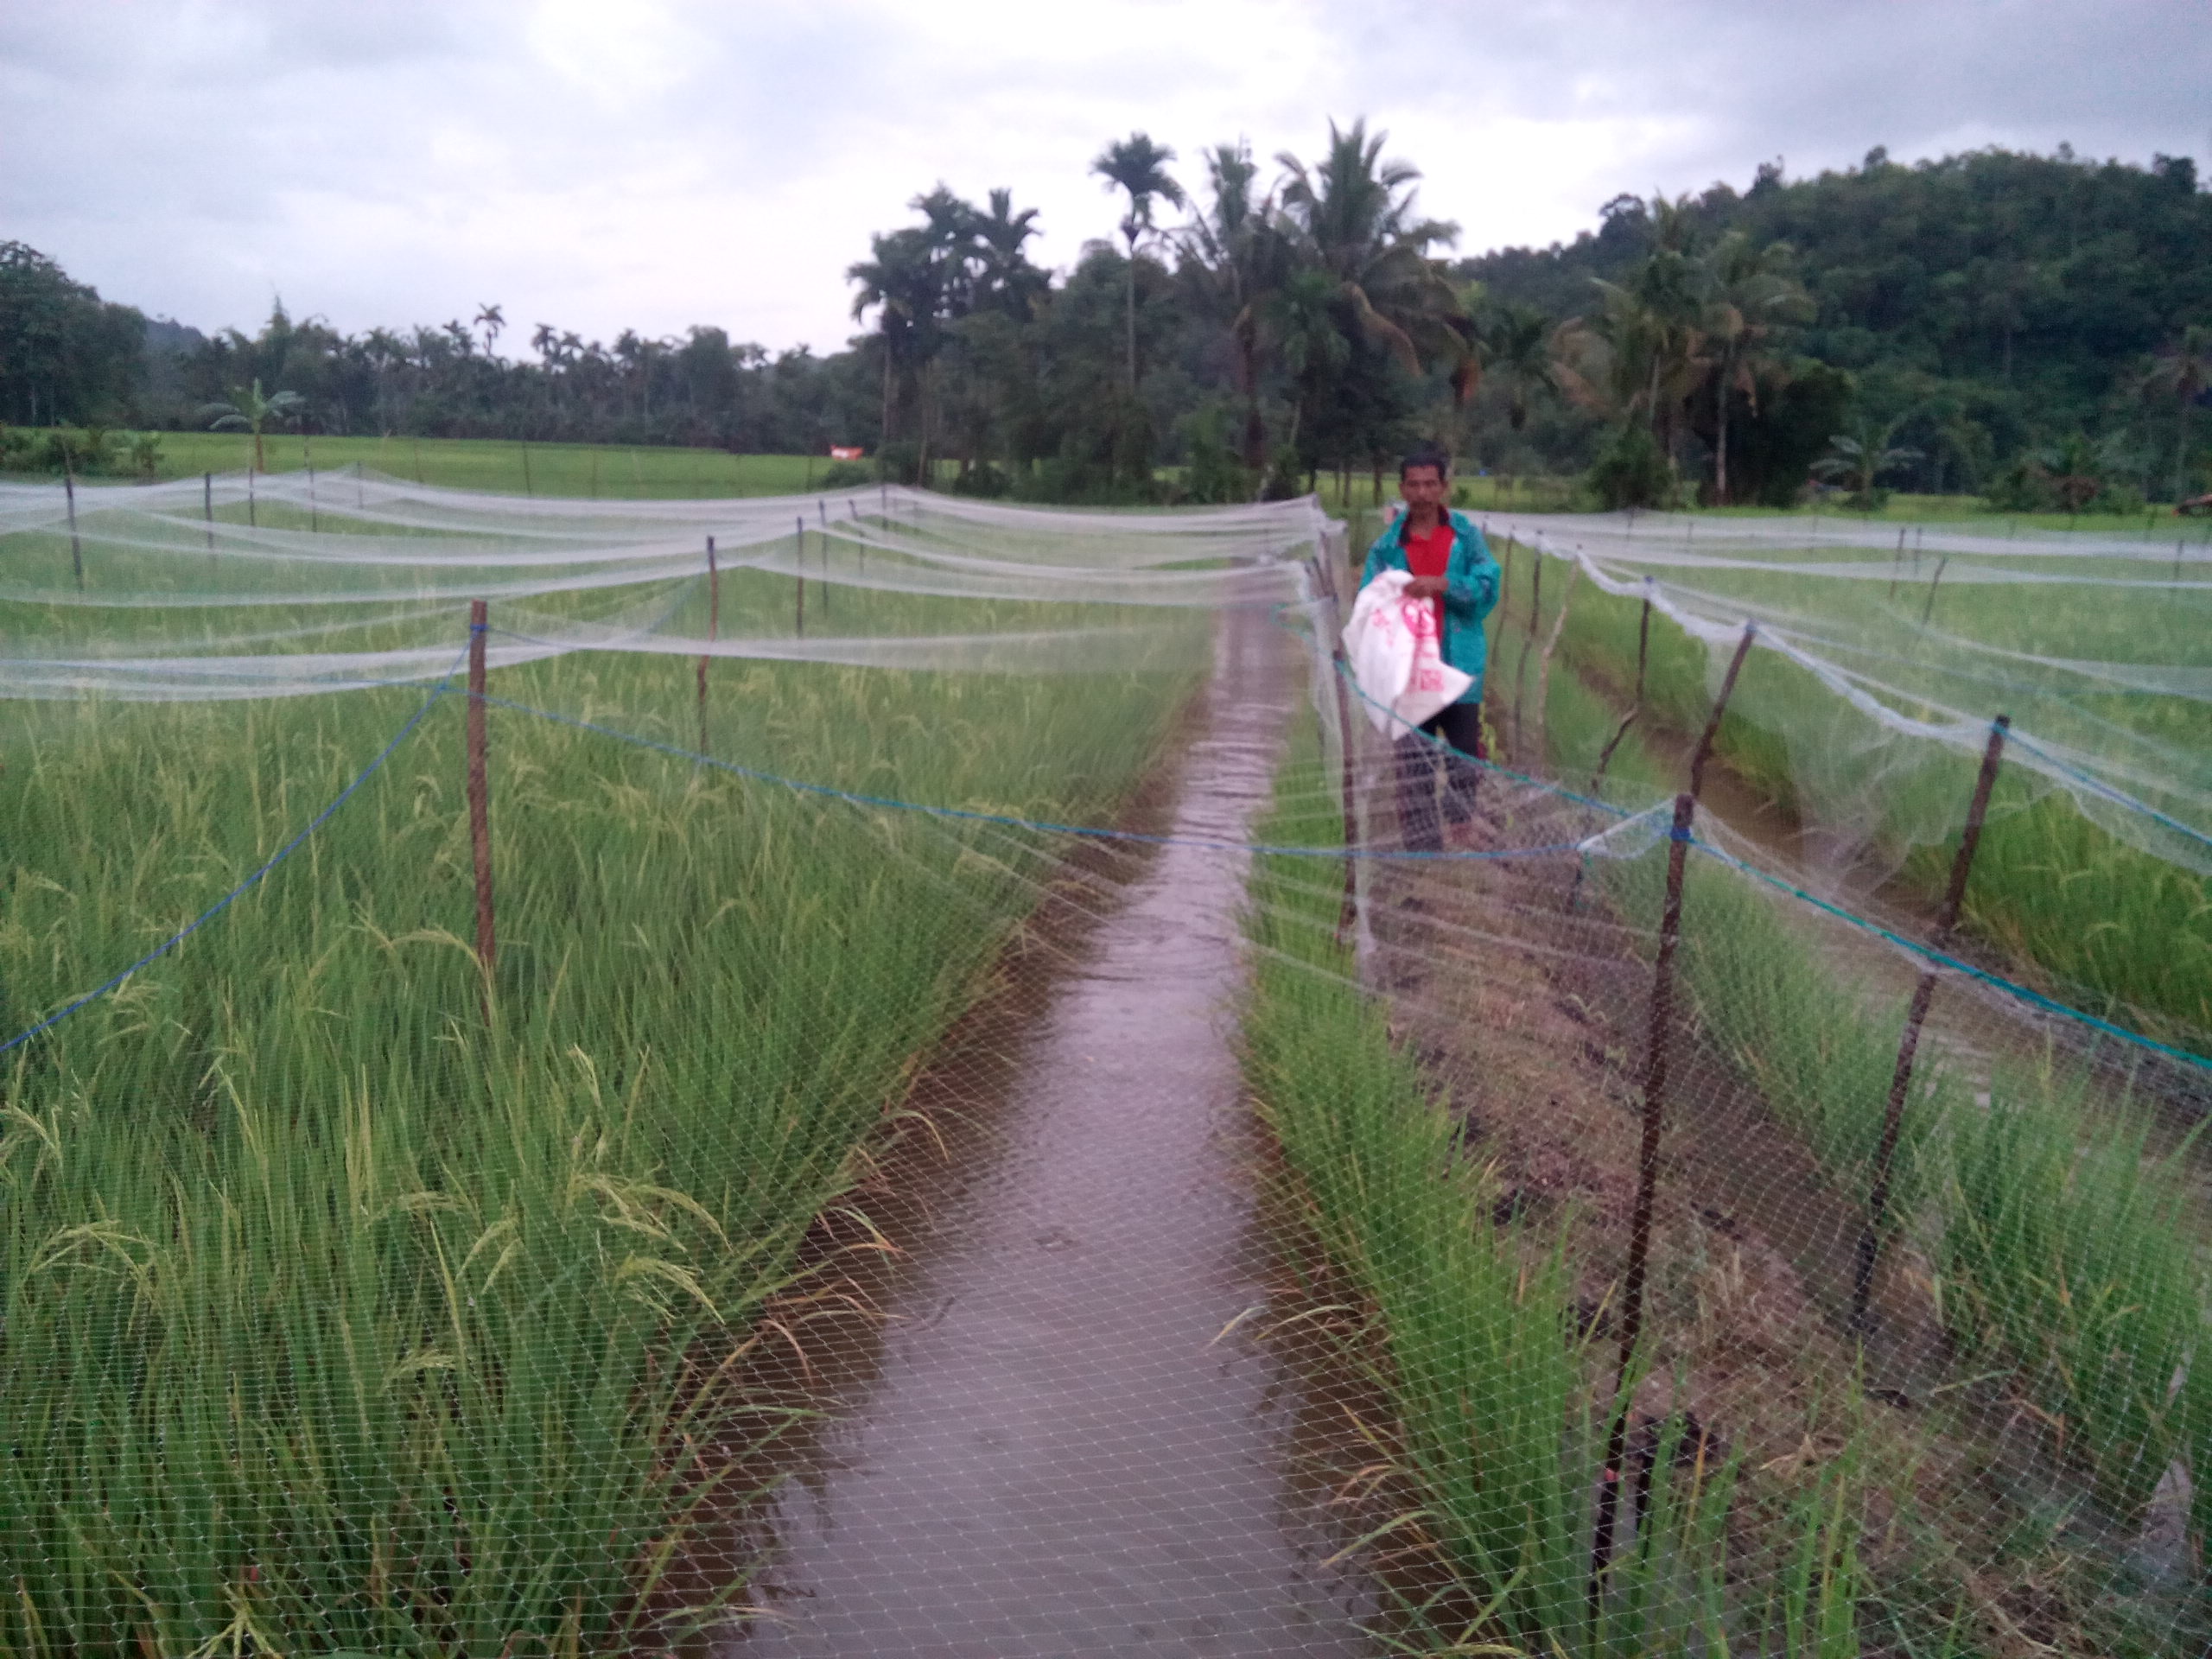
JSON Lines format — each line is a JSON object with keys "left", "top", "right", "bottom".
{"left": 3, "top": 130, "right": 2206, "bottom": 507}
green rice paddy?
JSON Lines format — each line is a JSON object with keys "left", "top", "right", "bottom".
{"left": 0, "top": 557, "right": 1192, "bottom": 1651}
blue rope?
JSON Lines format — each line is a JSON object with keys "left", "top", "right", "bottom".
{"left": 1685, "top": 836, "right": 2212, "bottom": 1076}
{"left": 474, "top": 691, "right": 1589, "bottom": 864}
{"left": 2001, "top": 728, "right": 2212, "bottom": 855}
{"left": 0, "top": 642, "right": 469, "bottom": 1059}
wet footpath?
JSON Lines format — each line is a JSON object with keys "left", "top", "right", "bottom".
{"left": 721, "top": 611, "right": 1370, "bottom": 1657}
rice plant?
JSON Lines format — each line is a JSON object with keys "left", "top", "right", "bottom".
{"left": 0, "top": 635, "right": 1191, "bottom": 1654}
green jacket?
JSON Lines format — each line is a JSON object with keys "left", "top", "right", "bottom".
{"left": 1359, "top": 509, "right": 1503, "bottom": 702}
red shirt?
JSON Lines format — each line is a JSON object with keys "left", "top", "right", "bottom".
{"left": 1402, "top": 518, "right": 1454, "bottom": 631}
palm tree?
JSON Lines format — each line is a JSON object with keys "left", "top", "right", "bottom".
{"left": 973, "top": 188, "right": 1046, "bottom": 321}
{"left": 1700, "top": 232, "right": 1810, "bottom": 503}
{"left": 1262, "top": 265, "right": 1350, "bottom": 488}
{"left": 1090, "top": 132, "right": 1185, "bottom": 391}
{"left": 849, "top": 226, "right": 942, "bottom": 461}
{"left": 1479, "top": 300, "right": 1554, "bottom": 431}
{"left": 1812, "top": 417, "right": 1920, "bottom": 506}
{"left": 2142, "top": 324, "right": 2212, "bottom": 501}
{"left": 199, "top": 378, "right": 306, "bottom": 472}
{"left": 473, "top": 302, "right": 505, "bottom": 357}
{"left": 1181, "top": 140, "right": 1290, "bottom": 469}
{"left": 1274, "top": 119, "right": 1474, "bottom": 406}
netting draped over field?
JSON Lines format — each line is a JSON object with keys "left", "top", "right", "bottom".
{"left": 1479, "top": 512, "right": 2212, "bottom": 885}
{"left": 0, "top": 474, "right": 1318, "bottom": 696}
{"left": 3, "top": 474, "right": 2209, "bottom": 1656}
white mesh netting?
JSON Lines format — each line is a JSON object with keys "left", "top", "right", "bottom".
{"left": 2, "top": 474, "right": 2205, "bottom": 1656}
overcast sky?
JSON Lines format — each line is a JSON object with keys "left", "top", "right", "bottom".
{"left": 7, "top": 1, "right": 2209, "bottom": 357}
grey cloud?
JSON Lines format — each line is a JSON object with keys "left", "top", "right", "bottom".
{"left": 3, "top": 0, "right": 2203, "bottom": 351}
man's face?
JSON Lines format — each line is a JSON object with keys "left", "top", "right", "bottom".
{"left": 1400, "top": 465, "right": 1446, "bottom": 512}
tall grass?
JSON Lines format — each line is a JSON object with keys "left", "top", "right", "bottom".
{"left": 1238, "top": 711, "right": 1863, "bottom": 1656}
{"left": 1488, "top": 535, "right": 2212, "bottom": 1046}
{"left": 1941, "top": 1071, "right": 2210, "bottom": 1539}
{"left": 0, "top": 634, "right": 1191, "bottom": 1653}
{"left": 1517, "top": 631, "right": 2212, "bottom": 1590}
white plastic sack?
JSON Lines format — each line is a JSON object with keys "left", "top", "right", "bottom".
{"left": 1341, "top": 569, "right": 1471, "bottom": 736}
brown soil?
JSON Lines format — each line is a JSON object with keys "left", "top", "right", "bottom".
{"left": 1349, "top": 747, "right": 2202, "bottom": 1656}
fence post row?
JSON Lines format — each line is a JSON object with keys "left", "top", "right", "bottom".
{"left": 467, "top": 600, "right": 497, "bottom": 1006}
{"left": 63, "top": 467, "right": 83, "bottom": 591}
{"left": 1592, "top": 789, "right": 1698, "bottom": 1592}
{"left": 697, "top": 536, "right": 718, "bottom": 758}
{"left": 1851, "top": 713, "right": 2012, "bottom": 1332}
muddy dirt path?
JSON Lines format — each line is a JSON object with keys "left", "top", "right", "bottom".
{"left": 718, "top": 608, "right": 1371, "bottom": 1658}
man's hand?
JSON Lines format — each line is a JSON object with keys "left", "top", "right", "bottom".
{"left": 1402, "top": 575, "right": 1447, "bottom": 600}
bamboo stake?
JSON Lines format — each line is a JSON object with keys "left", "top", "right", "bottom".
{"left": 1512, "top": 543, "right": 1542, "bottom": 760}
{"left": 247, "top": 468, "right": 257, "bottom": 529}
{"left": 794, "top": 517, "right": 805, "bottom": 638}
{"left": 1592, "top": 789, "right": 1696, "bottom": 1586}
{"left": 1533, "top": 563, "right": 1580, "bottom": 770}
{"left": 1851, "top": 714, "right": 2010, "bottom": 1332}
{"left": 521, "top": 445, "right": 533, "bottom": 496}
{"left": 63, "top": 467, "right": 83, "bottom": 590}
{"left": 1919, "top": 554, "right": 1951, "bottom": 626}
{"left": 1688, "top": 623, "right": 1756, "bottom": 803}
{"left": 696, "top": 536, "right": 718, "bottom": 757}
{"left": 1591, "top": 585, "right": 1653, "bottom": 795}
{"left": 467, "top": 601, "right": 497, "bottom": 1005}
{"left": 204, "top": 471, "right": 215, "bottom": 561}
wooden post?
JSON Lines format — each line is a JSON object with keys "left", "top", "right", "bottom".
{"left": 1512, "top": 543, "right": 1542, "bottom": 760}
{"left": 307, "top": 456, "right": 319, "bottom": 533}
{"left": 1851, "top": 715, "right": 2010, "bottom": 1331}
{"left": 247, "top": 468, "right": 257, "bottom": 528}
{"left": 795, "top": 516, "right": 806, "bottom": 638}
{"left": 1592, "top": 790, "right": 1696, "bottom": 1586}
{"left": 1919, "top": 554, "right": 1951, "bottom": 627}
{"left": 852, "top": 499, "right": 866, "bottom": 574}
{"left": 204, "top": 471, "right": 216, "bottom": 560}
{"left": 1688, "top": 623, "right": 1755, "bottom": 803}
{"left": 1589, "top": 587, "right": 1653, "bottom": 796}
{"left": 354, "top": 459, "right": 365, "bottom": 509}
{"left": 1533, "top": 563, "right": 1579, "bottom": 770}
{"left": 1887, "top": 526, "right": 1905, "bottom": 599}
{"left": 696, "top": 535, "right": 718, "bottom": 757}
{"left": 63, "top": 467, "right": 83, "bottom": 590}
{"left": 467, "top": 601, "right": 497, "bottom": 1001}
{"left": 521, "top": 444, "right": 534, "bottom": 496}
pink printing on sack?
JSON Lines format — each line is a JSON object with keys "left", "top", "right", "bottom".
{"left": 1400, "top": 598, "right": 1439, "bottom": 640}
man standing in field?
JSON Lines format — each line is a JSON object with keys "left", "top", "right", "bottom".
{"left": 1357, "top": 444, "right": 1503, "bottom": 852}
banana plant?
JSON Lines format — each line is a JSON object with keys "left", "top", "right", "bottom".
{"left": 198, "top": 378, "right": 306, "bottom": 473}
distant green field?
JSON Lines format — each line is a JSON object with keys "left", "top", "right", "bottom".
{"left": 10, "top": 430, "right": 894, "bottom": 499}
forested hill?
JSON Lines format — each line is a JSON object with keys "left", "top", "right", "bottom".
{"left": 1463, "top": 148, "right": 2212, "bottom": 456}
{"left": 5, "top": 137, "right": 2207, "bottom": 507}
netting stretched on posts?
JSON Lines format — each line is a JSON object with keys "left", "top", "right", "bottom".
{"left": 2, "top": 472, "right": 2207, "bottom": 1656}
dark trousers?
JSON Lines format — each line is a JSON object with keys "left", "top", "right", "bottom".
{"left": 1396, "top": 701, "right": 1485, "bottom": 852}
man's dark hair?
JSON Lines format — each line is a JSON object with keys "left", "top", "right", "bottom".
{"left": 1398, "top": 444, "right": 1452, "bottom": 480}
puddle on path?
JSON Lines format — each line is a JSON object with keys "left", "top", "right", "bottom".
{"left": 713, "top": 608, "right": 1374, "bottom": 1658}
